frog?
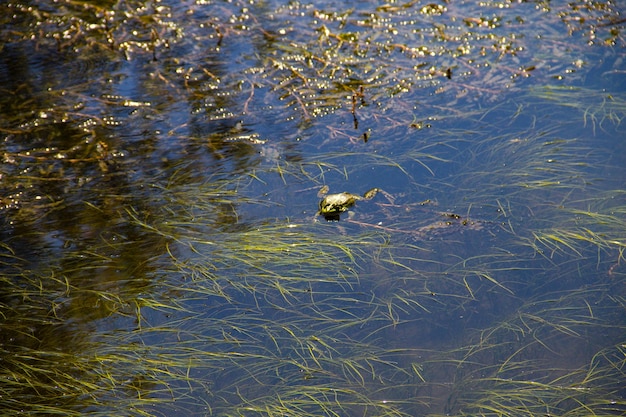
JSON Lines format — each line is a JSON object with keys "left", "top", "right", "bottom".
{"left": 317, "top": 185, "right": 381, "bottom": 221}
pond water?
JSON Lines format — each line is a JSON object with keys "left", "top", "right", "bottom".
{"left": 1, "top": 1, "right": 625, "bottom": 416}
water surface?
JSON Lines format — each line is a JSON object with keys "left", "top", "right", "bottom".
{"left": 1, "top": 1, "right": 625, "bottom": 416}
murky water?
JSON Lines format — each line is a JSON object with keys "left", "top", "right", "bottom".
{"left": 1, "top": 1, "right": 625, "bottom": 416}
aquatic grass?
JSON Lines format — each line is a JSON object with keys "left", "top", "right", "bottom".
{"left": 310, "top": 149, "right": 451, "bottom": 180}
{"left": 0, "top": 340, "right": 185, "bottom": 416}
{"left": 423, "top": 282, "right": 626, "bottom": 417}
{"left": 3, "top": 180, "right": 625, "bottom": 415}
{"left": 225, "top": 385, "right": 412, "bottom": 417}
{"left": 108, "top": 200, "right": 510, "bottom": 414}
{"left": 518, "top": 199, "right": 626, "bottom": 264}
{"left": 423, "top": 88, "right": 623, "bottom": 213}
{"left": 1, "top": 1, "right": 625, "bottom": 416}
{"left": 106, "top": 102, "right": 626, "bottom": 417}
{"left": 451, "top": 131, "right": 603, "bottom": 200}
{"left": 444, "top": 357, "right": 626, "bottom": 417}
{"left": 105, "top": 316, "right": 421, "bottom": 416}
{"left": 530, "top": 86, "right": 626, "bottom": 135}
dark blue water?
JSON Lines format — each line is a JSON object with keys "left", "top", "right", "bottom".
{"left": 1, "top": 1, "right": 624, "bottom": 416}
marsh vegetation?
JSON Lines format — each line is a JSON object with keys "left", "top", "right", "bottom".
{"left": 1, "top": 1, "right": 625, "bottom": 416}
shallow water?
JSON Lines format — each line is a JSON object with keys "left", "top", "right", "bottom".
{"left": 1, "top": 1, "right": 625, "bottom": 416}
